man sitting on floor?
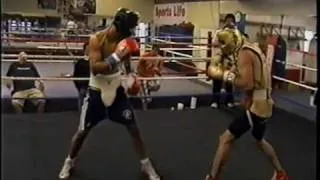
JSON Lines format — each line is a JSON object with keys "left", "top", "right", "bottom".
{"left": 5, "top": 52, "right": 46, "bottom": 113}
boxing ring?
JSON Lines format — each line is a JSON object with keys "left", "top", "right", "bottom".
{"left": 1, "top": 31, "right": 317, "bottom": 180}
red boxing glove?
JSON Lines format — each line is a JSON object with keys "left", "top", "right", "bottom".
{"left": 127, "top": 75, "right": 141, "bottom": 96}
{"left": 117, "top": 38, "right": 140, "bottom": 57}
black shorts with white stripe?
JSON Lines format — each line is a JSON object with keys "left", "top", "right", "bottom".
{"left": 79, "top": 86, "right": 136, "bottom": 131}
{"left": 228, "top": 110, "right": 267, "bottom": 141}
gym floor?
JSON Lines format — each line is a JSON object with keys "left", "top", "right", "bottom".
{"left": 2, "top": 107, "right": 316, "bottom": 180}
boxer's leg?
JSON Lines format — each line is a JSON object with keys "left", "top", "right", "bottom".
{"left": 108, "top": 86, "right": 160, "bottom": 180}
{"left": 140, "top": 80, "right": 149, "bottom": 110}
{"left": 78, "top": 87, "right": 87, "bottom": 111}
{"left": 59, "top": 88, "right": 107, "bottom": 179}
{"left": 211, "top": 79, "right": 223, "bottom": 108}
{"left": 109, "top": 86, "right": 148, "bottom": 159}
{"left": 207, "top": 112, "right": 251, "bottom": 180}
{"left": 225, "top": 82, "right": 234, "bottom": 108}
{"left": 250, "top": 112, "right": 288, "bottom": 179}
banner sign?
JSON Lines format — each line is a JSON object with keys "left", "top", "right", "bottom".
{"left": 154, "top": 3, "right": 187, "bottom": 25}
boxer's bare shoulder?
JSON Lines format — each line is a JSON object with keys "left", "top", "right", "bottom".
{"left": 89, "top": 30, "right": 117, "bottom": 60}
{"left": 89, "top": 30, "right": 107, "bottom": 48}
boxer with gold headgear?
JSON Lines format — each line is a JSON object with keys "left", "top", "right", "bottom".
{"left": 205, "top": 31, "right": 289, "bottom": 180}
{"left": 208, "top": 28, "right": 243, "bottom": 84}
{"left": 210, "top": 14, "right": 240, "bottom": 108}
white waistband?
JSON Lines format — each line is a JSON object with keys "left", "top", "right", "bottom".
{"left": 91, "top": 71, "right": 121, "bottom": 79}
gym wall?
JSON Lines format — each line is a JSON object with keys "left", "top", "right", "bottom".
{"left": 220, "top": 0, "right": 316, "bottom": 40}
{"left": 220, "top": 0, "right": 316, "bottom": 17}
{"left": 153, "top": 0, "right": 316, "bottom": 36}
{"left": 154, "top": 1, "right": 220, "bottom": 29}
{"left": 2, "top": 0, "right": 154, "bottom": 22}
{"left": 2, "top": 0, "right": 59, "bottom": 16}
{"left": 95, "top": 0, "right": 154, "bottom": 22}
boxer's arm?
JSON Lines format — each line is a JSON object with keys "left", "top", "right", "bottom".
{"left": 123, "top": 58, "right": 133, "bottom": 74}
{"left": 137, "top": 57, "right": 148, "bottom": 75}
{"left": 212, "top": 30, "right": 220, "bottom": 48}
{"left": 158, "top": 58, "right": 164, "bottom": 71}
{"left": 89, "top": 35, "right": 111, "bottom": 74}
{"left": 155, "top": 60, "right": 163, "bottom": 76}
{"left": 233, "top": 50, "right": 254, "bottom": 90}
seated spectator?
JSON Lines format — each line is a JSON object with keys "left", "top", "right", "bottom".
{"left": 66, "top": 16, "right": 78, "bottom": 35}
{"left": 73, "top": 42, "right": 90, "bottom": 110}
{"left": 5, "top": 52, "right": 46, "bottom": 113}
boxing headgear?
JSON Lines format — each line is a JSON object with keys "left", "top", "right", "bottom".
{"left": 216, "top": 29, "right": 243, "bottom": 55}
{"left": 113, "top": 8, "right": 140, "bottom": 37}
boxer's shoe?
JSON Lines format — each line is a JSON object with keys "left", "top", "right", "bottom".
{"left": 270, "top": 171, "right": 289, "bottom": 180}
{"left": 227, "top": 103, "right": 234, "bottom": 108}
{"left": 59, "top": 157, "right": 76, "bottom": 179}
{"left": 210, "top": 102, "right": 218, "bottom": 108}
{"left": 141, "top": 159, "right": 160, "bottom": 180}
{"left": 146, "top": 97, "right": 153, "bottom": 103}
{"left": 205, "top": 174, "right": 217, "bottom": 180}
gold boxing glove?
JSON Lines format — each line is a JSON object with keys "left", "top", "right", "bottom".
{"left": 210, "top": 55, "right": 222, "bottom": 66}
{"left": 207, "top": 64, "right": 225, "bottom": 80}
{"left": 207, "top": 64, "right": 236, "bottom": 83}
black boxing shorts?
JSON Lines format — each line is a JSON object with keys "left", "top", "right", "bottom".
{"left": 78, "top": 86, "right": 136, "bottom": 131}
{"left": 228, "top": 110, "right": 268, "bottom": 141}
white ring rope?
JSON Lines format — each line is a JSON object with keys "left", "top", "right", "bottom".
{"left": 2, "top": 32, "right": 208, "bottom": 39}
{"left": 272, "top": 76, "right": 317, "bottom": 91}
{"left": 150, "top": 40, "right": 193, "bottom": 58}
{"left": 2, "top": 76, "right": 317, "bottom": 91}
{"left": 152, "top": 38, "right": 206, "bottom": 50}
{"left": 1, "top": 76, "right": 207, "bottom": 81}
{"left": 274, "top": 60, "right": 317, "bottom": 72}
{"left": 4, "top": 45, "right": 209, "bottom": 51}
{"left": 36, "top": 46, "right": 83, "bottom": 50}
{"left": 1, "top": 54, "right": 212, "bottom": 60}
{"left": 2, "top": 55, "right": 316, "bottom": 72}
{"left": 1, "top": 59, "right": 208, "bottom": 63}
{"left": 1, "top": 54, "right": 83, "bottom": 59}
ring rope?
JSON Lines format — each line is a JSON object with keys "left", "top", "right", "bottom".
{"left": 2, "top": 44, "right": 209, "bottom": 51}
{"left": 171, "top": 58, "right": 318, "bottom": 91}
{"left": 1, "top": 58, "right": 209, "bottom": 63}
{"left": 174, "top": 60, "right": 206, "bottom": 73}
{"left": 2, "top": 38, "right": 86, "bottom": 43}
{"left": 36, "top": 46, "right": 83, "bottom": 50}
{"left": 1, "top": 76, "right": 207, "bottom": 81}
{"left": 3, "top": 32, "right": 209, "bottom": 39}
{"left": 3, "top": 38, "right": 208, "bottom": 46}
{"left": 1, "top": 59, "right": 210, "bottom": 63}
{"left": 274, "top": 60, "right": 317, "bottom": 71}
{"left": 1, "top": 54, "right": 210, "bottom": 60}
{"left": 2, "top": 75, "right": 317, "bottom": 91}
{"left": 152, "top": 38, "right": 205, "bottom": 50}
{"left": 272, "top": 76, "right": 317, "bottom": 91}
{"left": 2, "top": 57, "right": 316, "bottom": 72}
